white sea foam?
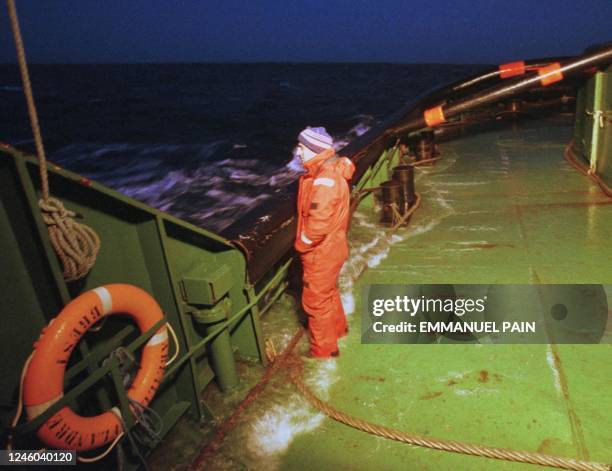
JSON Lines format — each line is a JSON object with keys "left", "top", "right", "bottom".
{"left": 341, "top": 291, "right": 355, "bottom": 315}
{"left": 333, "top": 116, "right": 374, "bottom": 149}
{"left": 367, "top": 248, "right": 389, "bottom": 267}
{"left": 249, "top": 398, "right": 325, "bottom": 456}
{"left": 449, "top": 226, "right": 500, "bottom": 232}
{"left": 247, "top": 354, "right": 337, "bottom": 462}
{"left": 546, "top": 345, "right": 562, "bottom": 394}
{"left": 47, "top": 114, "right": 378, "bottom": 233}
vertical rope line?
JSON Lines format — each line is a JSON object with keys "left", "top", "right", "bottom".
{"left": 6, "top": 0, "right": 101, "bottom": 281}
{"left": 6, "top": 0, "right": 50, "bottom": 202}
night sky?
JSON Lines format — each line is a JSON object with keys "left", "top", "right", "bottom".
{"left": 0, "top": 0, "right": 611, "bottom": 64}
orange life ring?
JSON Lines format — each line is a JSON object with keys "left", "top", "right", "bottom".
{"left": 22, "top": 284, "right": 169, "bottom": 451}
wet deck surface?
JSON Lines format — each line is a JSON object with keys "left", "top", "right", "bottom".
{"left": 153, "top": 119, "right": 611, "bottom": 470}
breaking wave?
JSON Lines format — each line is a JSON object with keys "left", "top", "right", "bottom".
{"left": 48, "top": 117, "right": 375, "bottom": 232}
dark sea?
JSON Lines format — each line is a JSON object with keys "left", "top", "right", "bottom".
{"left": 0, "top": 63, "right": 485, "bottom": 232}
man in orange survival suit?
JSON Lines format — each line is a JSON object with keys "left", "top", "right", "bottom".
{"left": 293, "top": 126, "right": 355, "bottom": 358}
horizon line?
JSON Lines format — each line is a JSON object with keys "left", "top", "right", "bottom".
{"left": 0, "top": 60, "right": 493, "bottom": 66}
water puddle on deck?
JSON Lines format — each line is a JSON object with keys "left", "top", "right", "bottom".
{"left": 342, "top": 151, "right": 459, "bottom": 290}
{"left": 204, "top": 356, "right": 336, "bottom": 470}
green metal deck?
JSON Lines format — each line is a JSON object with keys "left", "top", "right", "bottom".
{"left": 3, "top": 71, "right": 608, "bottom": 469}
{"left": 175, "top": 118, "right": 611, "bottom": 471}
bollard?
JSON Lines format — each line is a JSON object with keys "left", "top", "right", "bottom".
{"left": 380, "top": 180, "right": 402, "bottom": 225}
{"left": 392, "top": 165, "right": 416, "bottom": 215}
{"left": 414, "top": 130, "right": 438, "bottom": 163}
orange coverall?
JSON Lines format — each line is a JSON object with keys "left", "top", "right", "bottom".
{"left": 294, "top": 148, "right": 356, "bottom": 357}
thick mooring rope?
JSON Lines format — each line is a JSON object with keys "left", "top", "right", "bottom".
{"left": 189, "top": 330, "right": 306, "bottom": 470}
{"left": 390, "top": 192, "right": 421, "bottom": 230}
{"left": 411, "top": 155, "right": 441, "bottom": 166}
{"left": 7, "top": 0, "right": 100, "bottom": 281}
{"left": 287, "top": 353, "right": 611, "bottom": 471}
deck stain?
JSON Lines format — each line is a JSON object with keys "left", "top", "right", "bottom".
{"left": 358, "top": 375, "right": 386, "bottom": 382}
{"left": 470, "top": 243, "right": 498, "bottom": 249}
{"left": 478, "top": 370, "right": 489, "bottom": 383}
{"left": 420, "top": 391, "right": 444, "bottom": 400}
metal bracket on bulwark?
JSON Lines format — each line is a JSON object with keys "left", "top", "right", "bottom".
{"left": 181, "top": 265, "right": 233, "bottom": 306}
{"left": 180, "top": 266, "right": 240, "bottom": 393}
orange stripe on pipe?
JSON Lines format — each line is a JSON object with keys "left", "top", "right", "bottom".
{"left": 538, "top": 62, "right": 564, "bottom": 86}
{"left": 424, "top": 105, "right": 445, "bottom": 127}
{"left": 499, "top": 60, "right": 526, "bottom": 79}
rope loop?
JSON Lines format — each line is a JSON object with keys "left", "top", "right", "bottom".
{"left": 38, "top": 197, "right": 101, "bottom": 282}
{"left": 39, "top": 197, "right": 77, "bottom": 223}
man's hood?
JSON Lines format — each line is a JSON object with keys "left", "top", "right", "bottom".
{"left": 305, "top": 149, "right": 355, "bottom": 181}
{"left": 332, "top": 155, "right": 356, "bottom": 181}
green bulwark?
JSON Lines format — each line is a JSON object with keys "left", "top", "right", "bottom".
{"left": 573, "top": 65, "right": 611, "bottom": 186}
{"left": 0, "top": 146, "right": 276, "bottom": 464}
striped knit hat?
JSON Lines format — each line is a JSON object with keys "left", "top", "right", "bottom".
{"left": 298, "top": 126, "right": 333, "bottom": 154}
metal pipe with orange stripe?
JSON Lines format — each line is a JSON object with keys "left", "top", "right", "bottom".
{"left": 389, "top": 44, "right": 612, "bottom": 137}
{"left": 452, "top": 57, "right": 568, "bottom": 92}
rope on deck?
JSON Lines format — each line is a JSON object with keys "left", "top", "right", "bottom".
{"left": 390, "top": 192, "right": 421, "bottom": 230}
{"left": 286, "top": 140, "right": 611, "bottom": 470}
{"left": 564, "top": 140, "right": 612, "bottom": 198}
{"left": 189, "top": 329, "right": 306, "bottom": 470}
{"left": 411, "top": 155, "right": 441, "bottom": 166}
{"left": 287, "top": 352, "right": 611, "bottom": 471}
{"left": 6, "top": 0, "right": 100, "bottom": 282}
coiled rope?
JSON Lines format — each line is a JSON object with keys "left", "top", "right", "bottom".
{"left": 7, "top": 0, "right": 100, "bottom": 282}
{"left": 287, "top": 353, "right": 610, "bottom": 471}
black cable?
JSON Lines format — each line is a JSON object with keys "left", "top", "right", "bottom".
{"left": 119, "top": 416, "right": 150, "bottom": 471}
{"left": 129, "top": 398, "right": 163, "bottom": 448}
